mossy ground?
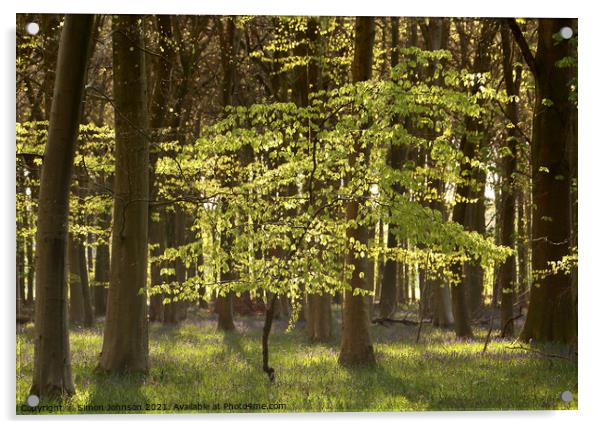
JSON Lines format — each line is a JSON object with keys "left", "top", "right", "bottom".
{"left": 16, "top": 306, "right": 577, "bottom": 414}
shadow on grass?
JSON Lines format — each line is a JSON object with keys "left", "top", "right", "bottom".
{"left": 85, "top": 370, "right": 150, "bottom": 414}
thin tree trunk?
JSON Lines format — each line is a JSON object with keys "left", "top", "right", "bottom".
{"left": 93, "top": 212, "right": 109, "bottom": 318}
{"left": 516, "top": 187, "right": 528, "bottom": 311}
{"left": 148, "top": 15, "right": 174, "bottom": 323}
{"left": 214, "top": 17, "right": 241, "bottom": 331}
{"left": 307, "top": 293, "right": 332, "bottom": 341}
{"left": 68, "top": 237, "right": 85, "bottom": 324}
{"left": 499, "top": 26, "right": 521, "bottom": 337}
{"left": 149, "top": 209, "right": 165, "bottom": 322}
{"left": 78, "top": 242, "right": 94, "bottom": 327}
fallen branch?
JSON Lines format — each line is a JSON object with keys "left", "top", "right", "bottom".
{"left": 506, "top": 344, "right": 573, "bottom": 362}
{"left": 371, "top": 317, "right": 430, "bottom": 326}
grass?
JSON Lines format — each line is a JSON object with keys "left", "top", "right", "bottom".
{"left": 16, "top": 307, "right": 578, "bottom": 414}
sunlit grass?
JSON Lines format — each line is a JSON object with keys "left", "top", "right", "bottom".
{"left": 16, "top": 307, "right": 577, "bottom": 414}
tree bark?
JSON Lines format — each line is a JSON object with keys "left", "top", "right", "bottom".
{"left": 78, "top": 242, "right": 94, "bottom": 327}
{"left": 499, "top": 25, "right": 521, "bottom": 337}
{"left": 213, "top": 16, "right": 241, "bottom": 331}
{"left": 216, "top": 292, "right": 236, "bottom": 331}
{"left": 98, "top": 14, "right": 150, "bottom": 373}
{"left": 93, "top": 215, "right": 109, "bottom": 318}
{"left": 68, "top": 237, "right": 85, "bottom": 324}
{"left": 419, "top": 18, "right": 454, "bottom": 327}
{"left": 30, "top": 14, "right": 95, "bottom": 399}
{"left": 513, "top": 18, "right": 577, "bottom": 344}
{"left": 148, "top": 15, "right": 174, "bottom": 323}
{"left": 339, "top": 17, "right": 376, "bottom": 367}
{"left": 307, "top": 293, "right": 332, "bottom": 342}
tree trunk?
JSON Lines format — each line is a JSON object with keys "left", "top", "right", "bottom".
{"left": 25, "top": 218, "right": 35, "bottom": 306}
{"left": 173, "top": 207, "right": 189, "bottom": 322}
{"left": 68, "top": 237, "right": 84, "bottom": 324}
{"left": 17, "top": 196, "right": 26, "bottom": 312}
{"left": 216, "top": 292, "right": 236, "bottom": 331}
{"left": 513, "top": 18, "right": 577, "bottom": 344}
{"left": 77, "top": 242, "right": 94, "bottom": 327}
{"left": 516, "top": 187, "right": 529, "bottom": 311}
{"left": 93, "top": 221, "right": 109, "bottom": 318}
{"left": 499, "top": 26, "right": 521, "bottom": 337}
{"left": 449, "top": 21, "right": 497, "bottom": 339}
{"left": 307, "top": 293, "right": 332, "bottom": 341}
{"left": 213, "top": 17, "right": 241, "bottom": 331}
{"left": 98, "top": 14, "right": 150, "bottom": 373}
{"left": 149, "top": 209, "right": 165, "bottom": 322}
{"left": 148, "top": 15, "right": 174, "bottom": 323}
{"left": 379, "top": 226, "right": 398, "bottom": 318}
{"left": 338, "top": 16, "right": 376, "bottom": 367}
{"left": 30, "top": 14, "right": 95, "bottom": 399}
{"left": 162, "top": 202, "right": 182, "bottom": 324}
{"left": 418, "top": 18, "right": 455, "bottom": 327}
{"left": 432, "top": 282, "right": 455, "bottom": 328}
{"left": 465, "top": 181, "right": 486, "bottom": 317}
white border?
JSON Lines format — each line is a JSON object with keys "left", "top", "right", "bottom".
{"left": 3, "top": 1, "right": 601, "bottom": 428}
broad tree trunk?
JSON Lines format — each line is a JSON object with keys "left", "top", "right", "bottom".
{"left": 339, "top": 17, "right": 376, "bottom": 367}
{"left": 98, "top": 14, "right": 150, "bottom": 373}
{"left": 30, "top": 14, "right": 95, "bottom": 399}
{"left": 510, "top": 18, "right": 577, "bottom": 344}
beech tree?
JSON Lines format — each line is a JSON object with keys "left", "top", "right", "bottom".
{"left": 98, "top": 15, "right": 150, "bottom": 373}
{"left": 499, "top": 24, "right": 522, "bottom": 337}
{"left": 17, "top": 16, "right": 578, "bottom": 394}
{"left": 338, "top": 16, "right": 377, "bottom": 366}
{"left": 508, "top": 18, "right": 577, "bottom": 345}
{"left": 30, "top": 14, "right": 95, "bottom": 398}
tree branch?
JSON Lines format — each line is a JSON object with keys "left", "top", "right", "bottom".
{"left": 506, "top": 19, "right": 537, "bottom": 76}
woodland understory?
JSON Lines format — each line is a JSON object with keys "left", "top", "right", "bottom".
{"left": 16, "top": 14, "right": 577, "bottom": 411}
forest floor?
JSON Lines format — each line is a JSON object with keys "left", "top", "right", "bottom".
{"left": 16, "top": 306, "right": 578, "bottom": 414}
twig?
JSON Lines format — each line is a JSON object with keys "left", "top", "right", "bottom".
{"left": 481, "top": 312, "right": 495, "bottom": 355}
